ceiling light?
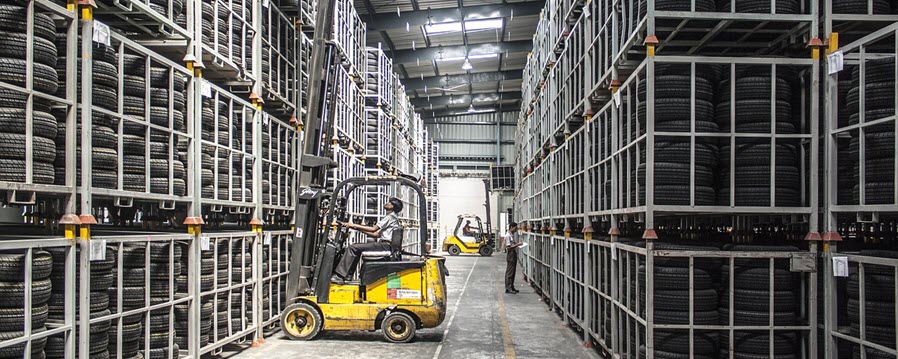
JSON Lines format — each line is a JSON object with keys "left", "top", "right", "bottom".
{"left": 465, "top": 18, "right": 503, "bottom": 32}
{"left": 424, "top": 22, "right": 462, "bottom": 35}
{"left": 437, "top": 53, "right": 498, "bottom": 62}
{"left": 461, "top": 58, "right": 473, "bottom": 70}
{"left": 468, "top": 104, "right": 476, "bottom": 113}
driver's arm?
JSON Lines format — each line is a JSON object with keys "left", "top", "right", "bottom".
{"left": 343, "top": 222, "right": 382, "bottom": 238}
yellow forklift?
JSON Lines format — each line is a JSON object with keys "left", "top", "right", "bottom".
{"left": 280, "top": 0, "right": 446, "bottom": 342}
{"left": 441, "top": 180, "right": 495, "bottom": 256}
{"left": 281, "top": 176, "right": 448, "bottom": 342}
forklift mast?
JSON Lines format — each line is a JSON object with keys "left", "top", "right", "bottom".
{"left": 286, "top": 0, "right": 344, "bottom": 302}
{"left": 483, "top": 179, "right": 494, "bottom": 245}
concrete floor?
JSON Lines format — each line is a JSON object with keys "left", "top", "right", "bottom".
{"left": 223, "top": 254, "right": 599, "bottom": 359}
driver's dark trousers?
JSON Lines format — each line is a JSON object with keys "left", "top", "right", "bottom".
{"left": 505, "top": 248, "right": 518, "bottom": 291}
{"left": 334, "top": 240, "right": 392, "bottom": 279}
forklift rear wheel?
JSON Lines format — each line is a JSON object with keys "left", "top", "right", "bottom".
{"left": 478, "top": 246, "right": 493, "bottom": 257}
{"left": 382, "top": 311, "right": 416, "bottom": 343}
{"left": 447, "top": 245, "right": 460, "bottom": 256}
{"left": 281, "top": 302, "right": 322, "bottom": 340}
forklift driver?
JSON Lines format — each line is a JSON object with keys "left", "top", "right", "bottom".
{"left": 332, "top": 197, "right": 404, "bottom": 283}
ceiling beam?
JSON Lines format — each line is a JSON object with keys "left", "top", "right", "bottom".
{"left": 387, "top": 40, "right": 532, "bottom": 64}
{"left": 421, "top": 106, "right": 520, "bottom": 118}
{"left": 360, "top": 1, "right": 543, "bottom": 31}
{"left": 403, "top": 70, "right": 522, "bottom": 90}
{"left": 411, "top": 92, "right": 522, "bottom": 108}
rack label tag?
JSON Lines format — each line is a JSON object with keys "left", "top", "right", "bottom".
{"left": 264, "top": 232, "right": 272, "bottom": 245}
{"left": 92, "top": 21, "right": 111, "bottom": 46}
{"left": 610, "top": 243, "right": 618, "bottom": 260}
{"left": 90, "top": 239, "right": 107, "bottom": 261}
{"left": 201, "top": 82, "right": 212, "bottom": 98}
{"left": 201, "top": 235, "right": 210, "bottom": 251}
{"left": 827, "top": 51, "right": 844, "bottom": 75}
{"left": 612, "top": 92, "right": 622, "bottom": 107}
{"left": 833, "top": 256, "right": 849, "bottom": 277}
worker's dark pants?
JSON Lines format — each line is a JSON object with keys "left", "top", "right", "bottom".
{"left": 505, "top": 249, "right": 518, "bottom": 290}
{"left": 334, "top": 241, "right": 391, "bottom": 279}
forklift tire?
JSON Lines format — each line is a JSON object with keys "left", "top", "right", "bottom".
{"left": 478, "top": 246, "right": 494, "bottom": 257}
{"left": 382, "top": 311, "right": 416, "bottom": 343}
{"left": 447, "top": 245, "right": 460, "bottom": 256}
{"left": 280, "top": 302, "right": 321, "bottom": 340}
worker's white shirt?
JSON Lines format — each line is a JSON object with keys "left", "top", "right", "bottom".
{"left": 504, "top": 232, "right": 518, "bottom": 251}
{"left": 377, "top": 213, "right": 400, "bottom": 241}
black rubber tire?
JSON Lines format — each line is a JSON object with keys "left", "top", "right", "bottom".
{"left": 721, "top": 266, "right": 795, "bottom": 290}
{"left": 847, "top": 272, "right": 896, "bottom": 300}
{"left": 0, "top": 33, "right": 56, "bottom": 66}
{"left": 638, "top": 265, "right": 715, "bottom": 290}
{"left": 0, "top": 108, "right": 57, "bottom": 139}
{"left": 0, "top": 158, "right": 54, "bottom": 184}
{"left": 149, "top": 177, "right": 186, "bottom": 196}
{"left": 643, "top": 289, "right": 719, "bottom": 312}
{"left": 107, "top": 286, "right": 146, "bottom": 309}
{"left": 654, "top": 310, "right": 719, "bottom": 325}
{"left": 0, "top": 250, "right": 52, "bottom": 281}
{"left": 0, "top": 304, "right": 48, "bottom": 332}
{"left": 719, "top": 289, "right": 797, "bottom": 312}
{"left": 0, "top": 278, "right": 51, "bottom": 309}
{"left": 833, "top": 0, "right": 891, "bottom": 13}
{"left": 719, "top": 307, "right": 796, "bottom": 326}
{"left": 717, "top": 0, "right": 800, "bottom": 13}
{"left": 723, "top": 331, "right": 797, "bottom": 355}
{"left": 653, "top": 330, "right": 717, "bottom": 355}
{"left": 0, "top": 5, "right": 56, "bottom": 42}
{"left": 847, "top": 299, "right": 895, "bottom": 326}
{"left": 144, "top": 344, "right": 179, "bottom": 357}
{"left": 0, "top": 57, "right": 59, "bottom": 95}
{"left": 0, "top": 326, "right": 47, "bottom": 358}
{"left": 0, "top": 133, "right": 56, "bottom": 162}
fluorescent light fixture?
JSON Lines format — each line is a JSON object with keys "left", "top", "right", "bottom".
{"left": 423, "top": 19, "right": 503, "bottom": 36}
{"left": 465, "top": 18, "right": 503, "bottom": 31}
{"left": 424, "top": 22, "right": 462, "bottom": 35}
{"left": 461, "top": 58, "right": 473, "bottom": 70}
{"left": 437, "top": 53, "right": 499, "bottom": 62}
{"left": 468, "top": 104, "right": 476, "bottom": 113}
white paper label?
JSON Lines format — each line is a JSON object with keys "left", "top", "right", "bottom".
{"left": 583, "top": 2, "right": 591, "bottom": 18}
{"left": 610, "top": 242, "right": 618, "bottom": 260}
{"left": 262, "top": 113, "right": 270, "bottom": 125}
{"left": 264, "top": 232, "right": 272, "bottom": 245}
{"left": 90, "top": 239, "right": 107, "bottom": 261}
{"left": 296, "top": 228, "right": 304, "bottom": 239}
{"left": 92, "top": 21, "right": 111, "bottom": 47}
{"left": 201, "top": 82, "right": 213, "bottom": 98}
{"left": 833, "top": 256, "right": 849, "bottom": 277}
{"left": 262, "top": 0, "right": 269, "bottom": 8}
{"left": 201, "top": 235, "right": 210, "bottom": 251}
{"left": 396, "top": 289, "right": 421, "bottom": 299}
{"left": 828, "top": 50, "right": 844, "bottom": 75}
{"left": 613, "top": 92, "right": 622, "bottom": 107}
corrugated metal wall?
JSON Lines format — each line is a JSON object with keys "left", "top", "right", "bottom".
{"left": 424, "top": 111, "right": 516, "bottom": 169}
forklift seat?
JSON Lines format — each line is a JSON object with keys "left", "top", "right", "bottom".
{"left": 360, "top": 230, "right": 403, "bottom": 262}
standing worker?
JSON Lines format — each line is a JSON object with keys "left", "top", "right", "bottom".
{"left": 504, "top": 222, "right": 522, "bottom": 294}
{"left": 332, "top": 197, "right": 403, "bottom": 283}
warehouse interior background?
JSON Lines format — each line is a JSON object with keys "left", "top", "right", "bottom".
{"left": 0, "top": 0, "right": 898, "bottom": 357}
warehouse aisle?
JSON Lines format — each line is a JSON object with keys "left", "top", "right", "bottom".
{"left": 225, "top": 255, "right": 597, "bottom": 359}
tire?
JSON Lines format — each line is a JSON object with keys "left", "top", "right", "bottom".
{"left": 150, "top": 177, "right": 186, "bottom": 196}
{"left": 0, "top": 159, "right": 54, "bottom": 184}
{"left": 447, "top": 245, "right": 460, "bottom": 256}
{"left": 381, "top": 311, "right": 416, "bottom": 343}
{"left": 144, "top": 344, "right": 179, "bottom": 358}
{"left": 280, "top": 302, "right": 321, "bottom": 340}
{"left": 721, "top": 265, "right": 796, "bottom": 290}
{"left": 719, "top": 289, "right": 797, "bottom": 313}
{"left": 0, "top": 108, "right": 57, "bottom": 139}
{"left": 724, "top": 331, "right": 797, "bottom": 355}
{"left": 0, "top": 278, "right": 51, "bottom": 308}
{"left": 0, "top": 5, "right": 56, "bottom": 42}
{"left": 0, "top": 133, "right": 56, "bottom": 162}
{"left": 0, "top": 326, "right": 47, "bottom": 358}
{"left": 654, "top": 310, "right": 718, "bottom": 325}
{"left": 0, "top": 304, "right": 48, "bottom": 331}
{"left": 847, "top": 272, "right": 895, "bottom": 300}
{"left": 478, "top": 245, "right": 493, "bottom": 257}
{"left": 108, "top": 286, "right": 146, "bottom": 309}
{"left": 0, "top": 33, "right": 56, "bottom": 66}
{"left": 0, "top": 57, "right": 60, "bottom": 95}
{"left": 654, "top": 330, "right": 717, "bottom": 355}
{"left": 0, "top": 250, "right": 52, "bottom": 281}
{"left": 640, "top": 289, "right": 719, "bottom": 312}
{"left": 719, "top": 307, "right": 796, "bottom": 326}
{"left": 638, "top": 265, "right": 715, "bottom": 290}
{"left": 847, "top": 299, "right": 895, "bottom": 326}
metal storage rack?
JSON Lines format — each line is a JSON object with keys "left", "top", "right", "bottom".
{"left": 515, "top": 1, "right": 835, "bottom": 359}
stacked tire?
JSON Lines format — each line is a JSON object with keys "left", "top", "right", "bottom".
{"left": 847, "top": 250, "right": 898, "bottom": 359}
{"left": 0, "top": 250, "right": 52, "bottom": 358}
{"left": 174, "top": 242, "right": 214, "bottom": 350}
{"left": 831, "top": 0, "right": 892, "bottom": 14}
{"left": 636, "top": 65, "right": 719, "bottom": 206}
{"left": 716, "top": 68, "right": 802, "bottom": 207}
{"left": 47, "top": 247, "right": 114, "bottom": 358}
{"left": 635, "top": 243, "right": 720, "bottom": 359}
{"left": 846, "top": 58, "right": 896, "bottom": 205}
{"left": 0, "top": 3, "right": 58, "bottom": 185}
{"left": 719, "top": 245, "right": 800, "bottom": 359}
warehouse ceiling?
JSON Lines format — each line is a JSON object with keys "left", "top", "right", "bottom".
{"left": 355, "top": 0, "right": 541, "bottom": 117}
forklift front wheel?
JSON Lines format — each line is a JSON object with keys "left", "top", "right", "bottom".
{"left": 478, "top": 246, "right": 493, "bottom": 257}
{"left": 281, "top": 302, "right": 322, "bottom": 340}
{"left": 382, "top": 312, "right": 416, "bottom": 343}
{"left": 447, "top": 245, "right": 461, "bottom": 256}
